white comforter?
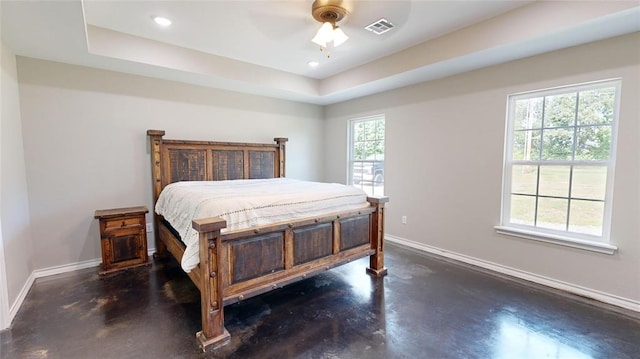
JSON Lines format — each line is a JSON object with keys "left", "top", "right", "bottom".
{"left": 155, "top": 178, "right": 369, "bottom": 272}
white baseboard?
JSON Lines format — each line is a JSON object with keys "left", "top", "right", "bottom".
{"left": 7, "top": 272, "right": 35, "bottom": 326}
{"left": 7, "top": 257, "right": 102, "bottom": 325}
{"left": 5, "top": 247, "right": 157, "bottom": 328}
{"left": 32, "top": 258, "right": 102, "bottom": 279}
{"left": 386, "top": 234, "right": 640, "bottom": 313}
{"left": 5, "top": 248, "right": 156, "bottom": 330}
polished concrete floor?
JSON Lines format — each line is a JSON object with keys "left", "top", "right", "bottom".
{"left": 1, "top": 243, "right": 639, "bottom": 359}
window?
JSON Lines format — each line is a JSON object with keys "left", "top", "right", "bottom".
{"left": 497, "top": 80, "right": 620, "bottom": 253}
{"left": 348, "top": 116, "right": 385, "bottom": 196}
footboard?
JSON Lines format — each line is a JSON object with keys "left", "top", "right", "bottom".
{"left": 193, "top": 196, "right": 388, "bottom": 350}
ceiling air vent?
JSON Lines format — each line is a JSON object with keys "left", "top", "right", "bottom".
{"left": 365, "top": 18, "right": 395, "bottom": 35}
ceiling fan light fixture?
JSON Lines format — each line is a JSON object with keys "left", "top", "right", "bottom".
{"left": 332, "top": 26, "right": 348, "bottom": 47}
{"left": 311, "top": 0, "right": 350, "bottom": 52}
{"left": 312, "top": 22, "right": 335, "bottom": 47}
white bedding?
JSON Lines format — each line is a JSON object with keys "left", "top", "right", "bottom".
{"left": 155, "top": 178, "right": 370, "bottom": 272}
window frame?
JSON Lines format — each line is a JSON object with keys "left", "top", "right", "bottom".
{"left": 347, "top": 115, "right": 385, "bottom": 196}
{"left": 496, "top": 79, "right": 621, "bottom": 254}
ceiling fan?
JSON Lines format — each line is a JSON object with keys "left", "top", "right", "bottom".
{"left": 310, "top": 0, "right": 351, "bottom": 54}
{"left": 246, "top": 0, "right": 406, "bottom": 60}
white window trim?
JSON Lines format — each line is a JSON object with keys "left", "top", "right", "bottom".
{"left": 494, "top": 226, "right": 617, "bottom": 254}
{"left": 497, "top": 79, "right": 621, "bottom": 254}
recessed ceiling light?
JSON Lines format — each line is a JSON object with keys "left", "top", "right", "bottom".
{"left": 152, "top": 16, "right": 172, "bottom": 27}
{"left": 308, "top": 61, "right": 320, "bottom": 67}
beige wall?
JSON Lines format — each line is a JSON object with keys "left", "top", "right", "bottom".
{"left": 324, "top": 33, "right": 640, "bottom": 303}
{"left": 16, "top": 58, "right": 324, "bottom": 270}
{"left": 1, "top": 42, "right": 35, "bottom": 309}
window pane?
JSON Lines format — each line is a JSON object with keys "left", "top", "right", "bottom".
{"left": 578, "top": 87, "right": 615, "bottom": 125}
{"left": 352, "top": 161, "right": 363, "bottom": 184}
{"left": 353, "top": 142, "right": 366, "bottom": 160}
{"left": 354, "top": 122, "right": 364, "bottom": 140}
{"left": 510, "top": 195, "right": 536, "bottom": 226}
{"left": 364, "top": 119, "right": 384, "bottom": 140}
{"left": 569, "top": 200, "right": 604, "bottom": 236}
{"left": 376, "top": 120, "right": 385, "bottom": 140}
{"left": 541, "top": 128, "right": 573, "bottom": 161}
{"left": 575, "top": 126, "right": 611, "bottom": 161}
{"left": 572, "top": 166, "right": 607, "bottom": 200}
{"left": 372, "top": 161, "right": 384, "bottom": 185}
{"left": 512, "top": 165, "right": 538, "bottom": 195}
{"left": 372, "top": 176, "right": 385, "bottom": 196}
{"left": 539, "top": 166, "right": 569, "bottom": 197}
{"left": 512, "top": 130, "right": 540, "bottom": 161}
{"left": 537, "top": 197, "right": 568, "bottom": 231}
{"left": 364, "top": 122, "right": 375, "bottom": 140}
{"left": 515, "top": 98, "right": 543, "bottom": 130}
{"left": 544, "top": 93, "right": 576, "bottom": 128}
{"left": 370, "top": 142, "right": 384, "bottom": 160}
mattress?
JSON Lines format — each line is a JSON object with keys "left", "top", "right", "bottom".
{"left": 155, "top": 178, "right": 370, "bottom": 272}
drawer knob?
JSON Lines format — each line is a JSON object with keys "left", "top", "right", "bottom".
{"left": 121, "top": 221, "right": 126, "bottom": 227}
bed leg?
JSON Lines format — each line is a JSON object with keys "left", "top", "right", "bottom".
{"left": 193, "top": 217, "right": 230, "bottom": 351}
{"left": 153, "top": 240, "right": 168, "bottom": 259}
{"left": 152, "top": 219, "right": 169, "bottom": 260}
{"left": 367, "top": 196, "right": 389, "bottom": 277}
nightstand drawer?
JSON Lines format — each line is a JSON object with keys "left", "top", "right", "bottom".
{"left": 103, "top": 217, "right": 144, "bottom": 231}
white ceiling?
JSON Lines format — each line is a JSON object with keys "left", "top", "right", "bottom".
{"left": 2, "top": 1, "right": 639, "bottom": 105}
{"left": 82, "top": 0, "right": 531, "bottom": 79}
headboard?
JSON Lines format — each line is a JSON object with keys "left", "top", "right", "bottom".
{"left": 147, "top": 130, "right": 287, "bottom": 204}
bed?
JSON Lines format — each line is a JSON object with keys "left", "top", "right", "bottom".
{"left": 147, "top": 130, "right": 388, "bottom": 350}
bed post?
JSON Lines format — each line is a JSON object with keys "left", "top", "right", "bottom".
{"left": 366, "top": 196, "right": 389, "bottom": 277}
{"left": 147, "top": 130, "right": 168, "bottom": 258}
{"left": 193, "top": 217, "right": 230, "bottom": 351}
{"left": 274, "top": 137, "right": 288, "bottom": 178}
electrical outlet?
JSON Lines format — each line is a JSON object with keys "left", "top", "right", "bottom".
{"left": 146, "top": 223, "right": 153, "bottom": 233}
{"left": 401, "top": 216, "right": 407, "bottom": 224}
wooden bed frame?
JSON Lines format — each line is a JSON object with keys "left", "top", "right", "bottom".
{"left": 147, "top": 130, "right": 388, "bottom": 350}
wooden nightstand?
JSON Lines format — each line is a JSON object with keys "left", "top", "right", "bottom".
{"left": 94, "top": 206, "right": 150, "bottom": 276}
